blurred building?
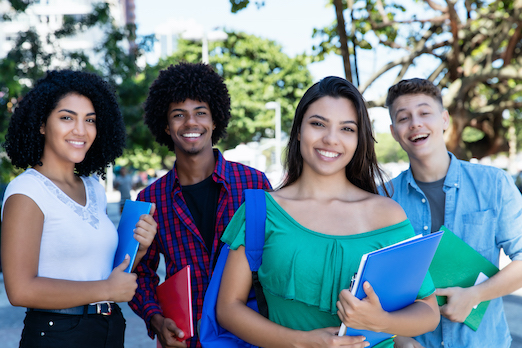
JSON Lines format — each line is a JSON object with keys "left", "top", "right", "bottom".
{"left": 0, "top": 0, "right": 135, "bottom": 63}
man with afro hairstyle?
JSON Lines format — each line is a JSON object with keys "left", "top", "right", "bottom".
{"left": 129, "top": 62, "right": 271, "bottom": 348}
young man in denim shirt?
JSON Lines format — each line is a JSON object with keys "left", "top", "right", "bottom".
{"left": 384, "top": 78, "right": 522, "bottom": 348}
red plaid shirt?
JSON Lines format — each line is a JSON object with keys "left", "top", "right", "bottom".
{"left": 129, "top": 149, "right": 271, "bottom": 347}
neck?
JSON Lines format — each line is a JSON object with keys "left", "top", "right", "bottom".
{"left": 175, "top": 147, "right": 216, "bottom": 186}
{"left": 33, "top": 160, "right": 78, "bottom": 185}
{"left": 291, "top": 167, "right": 355, "bottom": 200}
{"left": 409, "top": 149, "right": 451, "bottom": 182}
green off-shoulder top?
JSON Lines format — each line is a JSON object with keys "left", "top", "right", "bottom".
{"left": 222, "top": 192, "right": 435, "bottom": 348}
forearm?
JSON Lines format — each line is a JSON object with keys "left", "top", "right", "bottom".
{"left": 471, "top": 260, "right": 522, "bottom": 303}
{"left": 217, "top": 299, "right": 304, "bottom": 348}
{"left": 376, "top": 295, "right": 439, "bottom": 337}
{"left": 5, "top": 276, "right": 111, "bottom": 309}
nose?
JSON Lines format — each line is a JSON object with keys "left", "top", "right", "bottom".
{"left": 409, "top": 114, "right": 422, "bottom": 129}
{"left": 72, "top": 119, "right": 86, "bottom": 135}
{"left": 323, "top": 127, "right": 339, "bottom": 145}
{"left": 184, "top": 113, "right": 198, "bottom": 126}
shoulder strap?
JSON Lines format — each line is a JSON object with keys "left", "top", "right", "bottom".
{"left": 244, "top": 189, "right": 269, "bottom": 319}
{"left": 244, "top": 189, "right": 266, "bottom": 271}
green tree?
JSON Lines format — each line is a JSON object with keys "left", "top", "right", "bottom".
{"left": 161, "top": 31, "right": 314, "bottom": 150}
{"left": 232, "top": 0, "right": 522, "bottom": 160}
{"left": 0, "top": 1, "right": 161, "bottom": 175}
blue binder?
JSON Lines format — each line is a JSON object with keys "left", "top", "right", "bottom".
{"left": 339, "top": 230, "right": 443, "bottom": 347}
{"left": 113, "top": 199, "right": 153, "bottom": 273}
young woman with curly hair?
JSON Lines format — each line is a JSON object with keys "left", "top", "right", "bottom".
{"left": 216, "top": 76, "right": 440, "bottom": 348}
{"left": 1, "top": 70, "right": 157, "bottom": 348}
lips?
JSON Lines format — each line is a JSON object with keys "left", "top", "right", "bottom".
{"left": 317, "top": 149, "right": 340, "bottom": 158}
{"left": 409, "top": 133, "right": 429, "bottom": 142}
{"left": 67, "top": 140, "right": 86, "bottom": 147}
{"left": 182, "top": 132, "right": 202, "bottom": 138}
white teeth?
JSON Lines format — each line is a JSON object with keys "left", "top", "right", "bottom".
{"left": 317, "top": 150, "right": 339, "bottom": 158}
{"left": 68, "top": 141, "right": 84, "bottom": 145}
{"left": 410, "top": 134, "right": 428, "bottom": 141}
{"left": 183, "top": 133, "right": 201, "bottom": 138}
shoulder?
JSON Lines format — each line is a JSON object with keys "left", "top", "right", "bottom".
{"left": 457, "top": 160, "right": 512, "bottom": 183}
{"left": 364, "top": 193, "right": 408, "bottom": 227}
{"left": 224, "top": 160, "right": 270, "bottom": 186}
{"left": 4, "top": 170, "right": 43, "bottom": 196}
{"left": 137, "top": 170, "right": 171, "bottom": 201}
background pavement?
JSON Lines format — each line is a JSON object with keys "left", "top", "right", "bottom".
{"left": 1, "top": 191, "right": 521, "bottom": 347}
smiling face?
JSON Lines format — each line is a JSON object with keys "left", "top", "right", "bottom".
{"left": 389, "top": 93, "right": 449, "bottom": 161}
{"left": 165, "top": 98, "right": 215, "bottom": 156}
{"left": 39, "top": 93, "right": 97, "bottom": 166}
{"left": 299, "top": 96, "right": 359, "bottom": 178}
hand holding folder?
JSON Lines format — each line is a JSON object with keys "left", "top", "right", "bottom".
{"left": 338, "top": 231, "right": 443, "bottom": 347}
{"left": 429, "top": 226, "right": 498, "bottom": 331}
{"left": 113, "top": 200, "right": 153, "bottom": 273}
{"left": 156, "top": 265, "right": 194, "bottom": 344}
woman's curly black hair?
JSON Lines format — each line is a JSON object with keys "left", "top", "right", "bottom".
{"left": 4, "top": 70, "right": 126, "bottom": 178}
{"left": 144, "top": 62, "right": 231, "bottom": 150}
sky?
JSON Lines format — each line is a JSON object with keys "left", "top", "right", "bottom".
{"left": 132, "top": 0, "right": 397, "bottom": 132}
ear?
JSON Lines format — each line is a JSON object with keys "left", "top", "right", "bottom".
{"left": 297, "top": 131, "right": 301, "bottom": 142}
{"left": 165, "top": 124, "right": 171, "bottom": 135}
{"left": 390, "top": 124, "right": 399, "bottom": 142}
{"left": 40, "top": 124, "right": 45, "bottom": 135}
{"left": 441, "top": 110, "right": 450, "bottom": 131}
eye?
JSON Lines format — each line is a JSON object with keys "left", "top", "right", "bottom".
{"left": 310, "top": 121, "right": 325, "bottom": 127}
{"left": 60, "top": 115, "right": 72, "bottom": 120}
{"left": 196, "top": 111, "right": 207, "bottom": 116}
{"left": 342, "top": 126, "right": 356, "bottom": 133}
{"left": 86, "top": 118, "right": 96, "bottom": 124}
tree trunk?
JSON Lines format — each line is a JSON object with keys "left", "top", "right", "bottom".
{"left": 333, "top": 0, "right": 352, "bottom": 82}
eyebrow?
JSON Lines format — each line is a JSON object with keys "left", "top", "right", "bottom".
{"left": 58, "top": 109, "right": 96, "bottom": 116}
{"left": 169, "top": 105, "right": 209, "bottom": 114}
{"left": 309, "top": 114, "right": 358, "bottom": 126}
{"left": 394, "top": 102, "right": 432, "bottom": 117}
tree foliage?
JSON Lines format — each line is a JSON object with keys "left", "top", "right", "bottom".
{"left": 233, "top": 0, "right": 522, "bottom": 160}
{"left": 320, "top": 0, "right": 522, "bottom": 160}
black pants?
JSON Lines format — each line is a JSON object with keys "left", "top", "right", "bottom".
{"left": 19, "top": 304, "right": 126, "bottom": 348}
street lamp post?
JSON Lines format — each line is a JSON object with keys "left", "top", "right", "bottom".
{"left": 265, "top": 101, "right": 282, "bottom": 172}
{"left": 181, "top": 28, "right": 228, "bottom": 64}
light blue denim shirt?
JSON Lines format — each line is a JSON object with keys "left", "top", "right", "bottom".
{"left": 384, "top": 152, "right": 522, "bottom": 348}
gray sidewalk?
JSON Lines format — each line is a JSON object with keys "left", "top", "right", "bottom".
{"left": 1, "top": 196, "right": 521, "bottom": 347}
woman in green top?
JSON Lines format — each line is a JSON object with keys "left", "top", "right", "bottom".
{"left": 217, "top": 76, "right": 439, "bottom": 348}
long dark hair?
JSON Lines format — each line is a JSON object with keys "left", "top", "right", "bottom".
{"left": 280, "top": 76, "right": 389, "bottom": 196}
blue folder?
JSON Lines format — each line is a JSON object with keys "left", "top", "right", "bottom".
{"left": 113, "top": 199, "right": 153, "bottom": 273}
{"left": 339, "top": 230, "right": 443, "bottom": 347}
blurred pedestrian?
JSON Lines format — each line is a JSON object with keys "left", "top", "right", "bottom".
{"left": 114, "top": 166, "right": 134, "bottom": 213}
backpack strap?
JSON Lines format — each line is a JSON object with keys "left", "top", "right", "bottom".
{"left": 244, "top": 189, "right": 268, "bottom": 318}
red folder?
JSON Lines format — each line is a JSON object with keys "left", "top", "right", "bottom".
{"left": 156, "top": 265, "right": 194, "bottom": 343}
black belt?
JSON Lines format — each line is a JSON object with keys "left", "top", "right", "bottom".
{"left": 28, "top": 303, "right": 113, "bottom": 316}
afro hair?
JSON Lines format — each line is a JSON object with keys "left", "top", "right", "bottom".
{"left": 144, "top": 62, "right": 231, "bottom": 150}
{"left": 4, "top": 70, "right": 126, "bottom": 178}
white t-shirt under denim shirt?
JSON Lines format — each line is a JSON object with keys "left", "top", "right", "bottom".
{"left": 1, "top": 169, "right": 118, "bottom": 283}
{"left": 383, "top": 152, "right": 522, "bottom": 348}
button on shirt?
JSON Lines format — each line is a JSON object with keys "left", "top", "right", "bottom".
{"left": 386, "top": 152, "right": 522, "bottom": 348}
{"left": 128, "top": 150, "right": 272, "bottom": 348}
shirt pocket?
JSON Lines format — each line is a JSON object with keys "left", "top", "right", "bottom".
{"left": 461, "top": 209, "right": 497, "bottom": 253}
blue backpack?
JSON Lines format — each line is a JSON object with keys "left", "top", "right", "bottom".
{"left": 199, "top": 189, "right": 268, "bottom": 348}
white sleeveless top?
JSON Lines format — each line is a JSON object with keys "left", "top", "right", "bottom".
{"left": 1, "top": 169, "right": 118, "bottom": 282}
